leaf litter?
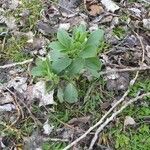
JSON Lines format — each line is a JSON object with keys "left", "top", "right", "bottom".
{"left": 0, "top": 0, "right": 150, "bottom": 149}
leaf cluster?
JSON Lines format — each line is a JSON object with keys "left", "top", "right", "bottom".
{"left": 31, "top": 25, "right": 104, "bottom": 103}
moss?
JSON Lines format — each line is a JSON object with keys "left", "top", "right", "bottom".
{"left": 4, "top": 36, "right": 30, "bottom": 62}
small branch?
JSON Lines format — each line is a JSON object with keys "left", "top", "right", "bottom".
{"left": 48, "top": 138, "right": 69, "bottom": 142}
{"left": 0, "top": 59, "right": 33, "bottom": 69}
{"left": 141, "top": 0, "right": 150, "bottom": 4}
{"left": 99, "top": 66, "right": 150, "bottom": 75}
{"left": 88, "top": 92, "right": 150, "bottom": 149}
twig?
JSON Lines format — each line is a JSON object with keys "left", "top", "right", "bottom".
{"left": 134, "top": 33, "right": 145, "bottom": 63}
{"left": 140, "top": 0, "right": 150, "bottom": 4}
{"left": 99, "top": 66, "right": 150, "bottom": 75}
{"left": 88, "top": 92, "right": 150, "bottom": 150}
{"left": 62, "top": 72, "right": 139, "bottom": 150}
{"left": 0, "top": 58, "right": 33, "bottom": 69}
{"left": 47, "top": 138, "right": 69, "bottom": 142}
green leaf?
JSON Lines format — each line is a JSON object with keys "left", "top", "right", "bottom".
{"left": 88, "top": 68, "right": 100, "bottom": 78}
{"left": 80, "top": 45, "right": 97, "bottom": 58}
{"left": 74, "top": 24, "right": 86, "bottom": 34}
{"left": 85, "top": 57, "right": 101, "bottom": 70}
{"left": 87, "top": 29, "right": 104, "bottom": 47}
{"left": 31, "top": 66, "right": 46, "bottom": 77}
{"left": 57, "top": 29, "right": 72, "bottom": 48}
{"left": 49, "top": 50, "right": 65, "bottom": 61}
{"left": 67, "top": 57, "right": 84, "bottom": 74}
{"left": 57, "top": 87, "right": 64, "bottom": 103}
{"left": 64, "top": 83, "right": 78, "bottom": 103}
{"left": 52, "top": 56, "right": 72, "bottom": 73}
{"left": 49, "top": 41, "right": 66, "bottom": 51}
{"left": 31, "top": 58, "right": 50, "bottom": 77}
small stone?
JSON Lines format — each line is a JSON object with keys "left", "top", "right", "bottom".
{"left": 59, "top": 23, "right": 70, "bottom": 30}
{"left": 143, "top": 18, "right": 150, "bottom": 30}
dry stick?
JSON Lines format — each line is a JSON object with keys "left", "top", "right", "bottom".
{"left": 0, "top": 58, "right": 33, "bottom": 69}
{"left": 99, "top": 66, "right": 150, "bottom": 75}
{"left": 88, "top": 92, "right": 150, "bottom": 150}
{"left": 135, "top": 33, "right": 145, "bottom": 63}
{"left": 141, "top": 0, "right": 150, "bottom": 4}
{"left": 62, "top": 72, "right": 139, "bottom": 150}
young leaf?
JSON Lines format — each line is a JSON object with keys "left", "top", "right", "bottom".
{"left": 85, "top": 57, "right": 101, "bottom": 71}
{"left": 57, "top": 29, "right": 72, "bottom": 48}
{"left": 80, "top": 45, "right": 97, "bottom": 58}
{"left": 31, "top": 66, "right": 46, "bottom": 77}
{"left": 49, "top": 41, "right": 66, "bottom": 51}
{"left": 64, "top": 83, "right": 78, "bottom": 103}
{"left": 31, "top": 58, "right": 50, "bottom": 77}
{"left": 49, "top": 50, "right": 65, "bottom": 61}
{"left": 52, "top": 56, "right": 72, "bottom": 74}
{"left": 57, "top": 87, "right": 64, "bottom": 103}
{"left": 74, "top": 24, "right": 86, "bottom": 34}
{"left": 88, "top": 68, "right": 100, "bottom": 78}
{"left": 87, "top": 29, "right": 104, "bottom": 47}
{"left": 67, "top": 57, "right": 84, "bottom": 74}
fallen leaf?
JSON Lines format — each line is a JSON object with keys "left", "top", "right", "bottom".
{"left": 59, "top": 0, "right": 81, "bottom": 16}
{"left": 101, "top": 0, "right": 120, "bottom": 13}
{"left": 0, "top": 104, "right": 16, "bottom": 112}
{"left": 100, "top": 15, "right": 113, "bottom": 24}
{"left": 128, "top": 8, "right": 141, "bottom": 18}
{"left": 0, "top": 92, "right": 14, "bottom": 105}
{"left": 32, "top": 81, "right": 56, "bottom": 106}
{"left": 88, "top": 4, "right": 104, "bottom": 16}
{"left": 124, "top": 116, "right": 136, "bottom": 126}
{"left": 36, "top": 21, "right": 56, "bottom": 35}
{"left": 7, "top": 77, "right": 27, "bottom": 94}
{"left": 123, "top": 35, "right": 138, "bottom": 48}
{"left": 68, "top": 116, "right": 90, "bottom": 125}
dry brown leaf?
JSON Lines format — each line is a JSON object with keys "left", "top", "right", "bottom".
{"left": 0, "top": 92, "right": 14, "bottom": 105}
{"left": 88, "top": 4, "right": 104, "bottom": 16}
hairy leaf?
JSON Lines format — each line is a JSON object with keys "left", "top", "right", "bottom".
{"left": 64, "top": 83, "right": 78, "bottom": 103}
{"left": 87, "top": 29, "right": 104, "bottom": 47}
{"left": 57, "top": 29, "right": 72, "bottom": 48}
{"left": 49, "top": 41, "right": 66, "bottom": 51}
{"left": 80, "top": 45, "right": 97, "bottom": 58}
{"left": 85, "top": 57, "right": 101, "bottom": 70}
{"left": 67, "top": 57, "right": 84, "bottom": 74}
{"left": 52, "top": 56, "right": 72, "bottom": 73}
